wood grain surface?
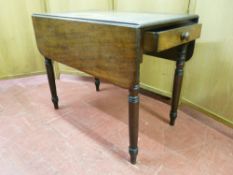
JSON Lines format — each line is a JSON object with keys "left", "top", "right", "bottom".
{"left": 32, "top": 16, "right": 140, "bottom": 89}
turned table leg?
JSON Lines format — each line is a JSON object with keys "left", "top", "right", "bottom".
{"left": 44, "top": 57, "right": 59, "bottom": 109}
{"left": 128, "top": 84, "right": 139, "bottom": 164}
{"left": 170, "top": 44, "right": 188, "bottom": 125}
{"left": 94, "top": 78, "right": 100, "bottom": 91}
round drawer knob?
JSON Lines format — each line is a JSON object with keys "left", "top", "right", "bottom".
{"left": 180, "top": 32, "right": 190, "bottom": 41}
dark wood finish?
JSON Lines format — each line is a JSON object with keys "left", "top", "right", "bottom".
{"left": 44, "top": 58, "right": 59, "bottom": 109}
{"left": 170, "top": 44, "right": 189, "bottom": 125}
{"left": 128, "top": 84, "right": 140, "bottom": 164}
{"left": 32, "top": 17, "right": 139, "bottom": 89}
{"left": 32, "top": 12, "right": 201, "bottom": 164}
{"left": 95, "top": 78, "right": 100, "bottom": 91}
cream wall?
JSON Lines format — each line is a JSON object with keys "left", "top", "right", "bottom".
{"left": 114, "top": 0, "right": 190, "bottom": 13}
{"left": 183, "top": 0, "right": 233, "bottom": 124}
{"left": 0, "top": 0, "right": 45, "bottom": 79}
{"left": 46, "top": 0, "right": 113, "bottom": 12}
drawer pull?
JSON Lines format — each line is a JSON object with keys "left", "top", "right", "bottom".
{"left": 180, "top": 32, "right": 190, "bottom": 41}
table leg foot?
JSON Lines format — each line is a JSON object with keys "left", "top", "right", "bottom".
{"left": 45, "top": 57, "right": 59, "bottom": 109}
{"left": 52, "top": 97, "right": 59, "bottom": 109}
{"left": 95, "top": 78, "right": 100, "bottom": 91}
{"left": 169, "top": 112, "right": 177, "bottom": 126}
{"left": 128, "top": 84, "right": 139, "bottom": 164}
{"left": 129, "top": 147, "right": 138, "bottom": 164}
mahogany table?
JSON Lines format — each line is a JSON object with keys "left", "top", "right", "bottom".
{"left": 32, "top": 11, "right": 201, "bottom": 164}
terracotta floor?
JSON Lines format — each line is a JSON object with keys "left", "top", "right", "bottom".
{"left": 0, "top": 75, "right": 232, "bottom": 175}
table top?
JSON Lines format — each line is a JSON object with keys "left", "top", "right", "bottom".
{"left": 32, "top": 11, "right": 198, "bottom": 28}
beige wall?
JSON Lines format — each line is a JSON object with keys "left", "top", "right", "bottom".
{"left": 0, "top": 0, "right": 232, "bottom": 125}
{"left": 114, "top": 0, "right": 190, "bottom": 13}
{"left": 0, "top": 0, "right": 45, "bottom": 79}
{"left": 46, "top": 0, "right": 112, "bottom": 12}
{"left": 183, "top": 0, "right": 233, "bottom": 124}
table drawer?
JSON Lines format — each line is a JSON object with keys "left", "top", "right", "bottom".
{"left": 143, "top": 24, "right": 202, "bottom": 52}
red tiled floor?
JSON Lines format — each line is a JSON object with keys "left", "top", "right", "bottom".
{"left": 0, "top": 74, "right": 232, "bottom": 175}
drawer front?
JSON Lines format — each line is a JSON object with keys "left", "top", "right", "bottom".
{"left": 143, "top": 24, "right": 202, "bottom": 52}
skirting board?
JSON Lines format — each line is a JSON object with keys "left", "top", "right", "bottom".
{"left": 0, "top": 71, "right": 45, "bottom": 80}
{"left": 140, "top": 82, "right": 233, "bottom": 128}
{"left": 182, "top": 98, "right": 233, "bottom": 128}
{"left": 140, "top": 82, "right": 172, "bottom": 98}
{"left": 59, "top": 70, "right": 90, "bottom": 78}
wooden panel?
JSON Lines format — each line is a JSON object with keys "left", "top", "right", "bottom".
{"left": 0, "top": 0, "right": 45, "bottom": 79}
{"left": 114, "top": 0, "right": 190, "bottom": 13}
{"left": 32, "top": 16, "right": 139, "bottom": 88}
{"left": 182, "top": 0, "right": 233, "bottom": 123}
{"left": 46, "top": 0, "right": 112, "bottom": 12}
